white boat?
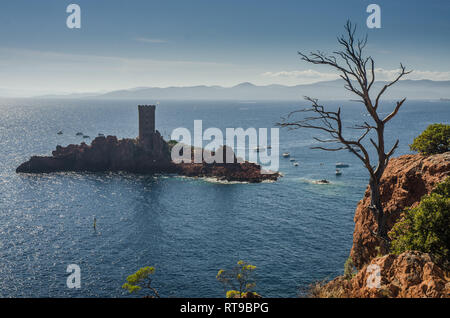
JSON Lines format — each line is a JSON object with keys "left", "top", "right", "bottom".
{"left": 293, "top": 162, "right": 299, "bottom": 166}
{"left": 335, "top": 169, "right": 342, "bottom": 176}
{"left": 289, "top": 158, "right": 295, "bottom": 162}
{"left": 336, "top": 162, "right": 349, "bottom": 168}
{"left": 282, "top": 152, "right": 290, "bottom": 158}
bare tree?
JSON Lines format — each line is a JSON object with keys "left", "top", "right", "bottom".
{"left": 278, "top": 21, "right": 411, "bottom": 252}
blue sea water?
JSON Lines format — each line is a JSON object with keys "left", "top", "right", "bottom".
{"left": 0, "top": 98, "right": 448, "bottom": 297}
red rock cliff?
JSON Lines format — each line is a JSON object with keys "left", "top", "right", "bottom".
{"left": 322, "top": 251, "right": 449, "bottom": 298}
{"left": 351, "top": 152, "right": 450, "bottom": 269}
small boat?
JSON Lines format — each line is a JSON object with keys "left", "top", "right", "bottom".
{"left": 293, "top": 162, "right": 299, "bottom": 166}
{"left": 336, "top": 162, "right": 349, "bottom": 168}
{"left": 83, "top": 135, "right": 90, "bottom": 139}
{"left": 253, "top": 146, "right": 265, "bottom": 152}
{"left": 57, "top": 131, "right": 63, "bottom": 135}
{"left": 315, "top": 179, "right": 330, "bottom": 184}
{"left": 98, "top": 133, "right": 105, "bottom": 137}
{"left": 76, "top": 132, "right": 83, "bottom": 136}
{"left": 282, "top": 152, "right": 290, "bottom": 158}
{"left": 335, "top": 169, "right": 342, "bottom": 176}
{"left": 289, "top": 158, "right": 295, "bottom": 162}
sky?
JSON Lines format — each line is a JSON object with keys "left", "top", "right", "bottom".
{"left": 0, "top": 0, "right": 449, "bottom": 95}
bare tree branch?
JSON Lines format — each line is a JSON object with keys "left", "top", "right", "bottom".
{"left": 375, "top": 66, "right": 412, "bottom": 110}
{"left": 383, "top": 98, "right": 406, "bottom": 123}
{"left": 278, "top": 20, "right": 411, "bottom": 251}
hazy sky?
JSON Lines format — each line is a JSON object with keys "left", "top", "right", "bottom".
{"left": 0, "top": 0, "right": 449, "bottom": 95}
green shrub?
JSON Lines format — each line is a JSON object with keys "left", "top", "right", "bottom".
{"left": 390, "top": 178, "right": 450, "bottom": 269}
{"left": 343, "top": 257, "right": 356, "bottom": 280}
{"left": 306, "top": 279, "right": 344, "bottom": 298}
{"left": 432, "top": 176, "right": 450, "bottom": 197}
{"left": 122, "top": 266, "right": 160, "bottom": 297}
{"left": 410, "top": 123, "right": 450, "bottom": 155}
{"left": 167, "top": 139, "right": 178, "bottom": 148}
{"left": 216, "top": 260, "right": 259, "bottom": 298}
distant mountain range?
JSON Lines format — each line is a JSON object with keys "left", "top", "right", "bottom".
{"left": 21, "top": 79, "right": 450, "bottom": 100}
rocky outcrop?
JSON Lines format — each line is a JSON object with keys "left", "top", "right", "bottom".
{"left": 176, "top": 161, "right": 278, "bottom": 183}
{"left": 174, "top": 145, "right": 279, "bottom": 183}
{"left": 16, "top": 137, "right": 278, "bottom": 183}
{"left": 321, "top": 251, "right": 449, "bottom": 298}
{"left": 351, "top": 152, "right": 450, "bottom": 269}
{"left": 16, "top": 132, "right": 173, "bottom": 174}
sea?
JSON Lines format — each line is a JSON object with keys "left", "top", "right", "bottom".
{"left": 0, "top": 98, "right": 448, "bottom": 297}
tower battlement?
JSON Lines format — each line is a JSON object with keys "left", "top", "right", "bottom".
{"left": 138, "top": 105, "right": 156, "bottom": 143}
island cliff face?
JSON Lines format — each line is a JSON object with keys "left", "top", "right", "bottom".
{"left": 176, "top": 161, "right": 278, "bottom": 183}
{"left": 16, "top": 133, "right": 173, "bottom": 174}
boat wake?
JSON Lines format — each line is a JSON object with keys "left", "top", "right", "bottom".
{"left": 299, "top": 177, "right": 333, "bottom": 185}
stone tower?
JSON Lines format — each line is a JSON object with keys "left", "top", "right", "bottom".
{"left": 138, "top": 105, "right": 156, "bottom": 144}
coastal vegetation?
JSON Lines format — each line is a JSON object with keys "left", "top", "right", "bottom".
{"left": 122, "top": 266, "right": 160, "bottom": 298}
{"left": 121, "top": 261, "right": 259, "bottom": 298}
{"left": 390, "top": 177, "right": 450, "bottom": 270}
{"left": 343, "top": 257, "right": 357, "bottom": 280}
{"left": 167, "top": 139, "right": 179, "bottom": 150}
{"left": 216, "top": 260, "right": 259, "bottom": 298}
{"left": 409, "top": 123, "right": 450, "bottom": 155}
{"left": 306, "top": 280, "right": 344, "bottom": 298}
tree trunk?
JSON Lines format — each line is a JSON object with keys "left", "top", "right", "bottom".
{"left": 369, "top": 178, "right": 390, "bottom": 254}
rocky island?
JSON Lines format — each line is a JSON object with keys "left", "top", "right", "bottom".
{"left": 16, "top": 105, "right": 279, "bottom": 183}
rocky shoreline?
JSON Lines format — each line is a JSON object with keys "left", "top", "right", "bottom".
{"left": 16, "top": 133, "right": 279, "bottom": 183}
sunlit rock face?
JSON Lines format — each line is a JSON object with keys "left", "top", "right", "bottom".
{"left": 323, "top": 251, "right": 449, "bottom": 298}
{"left": 351, "top": 152, "right": 450, "bottom": 269}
